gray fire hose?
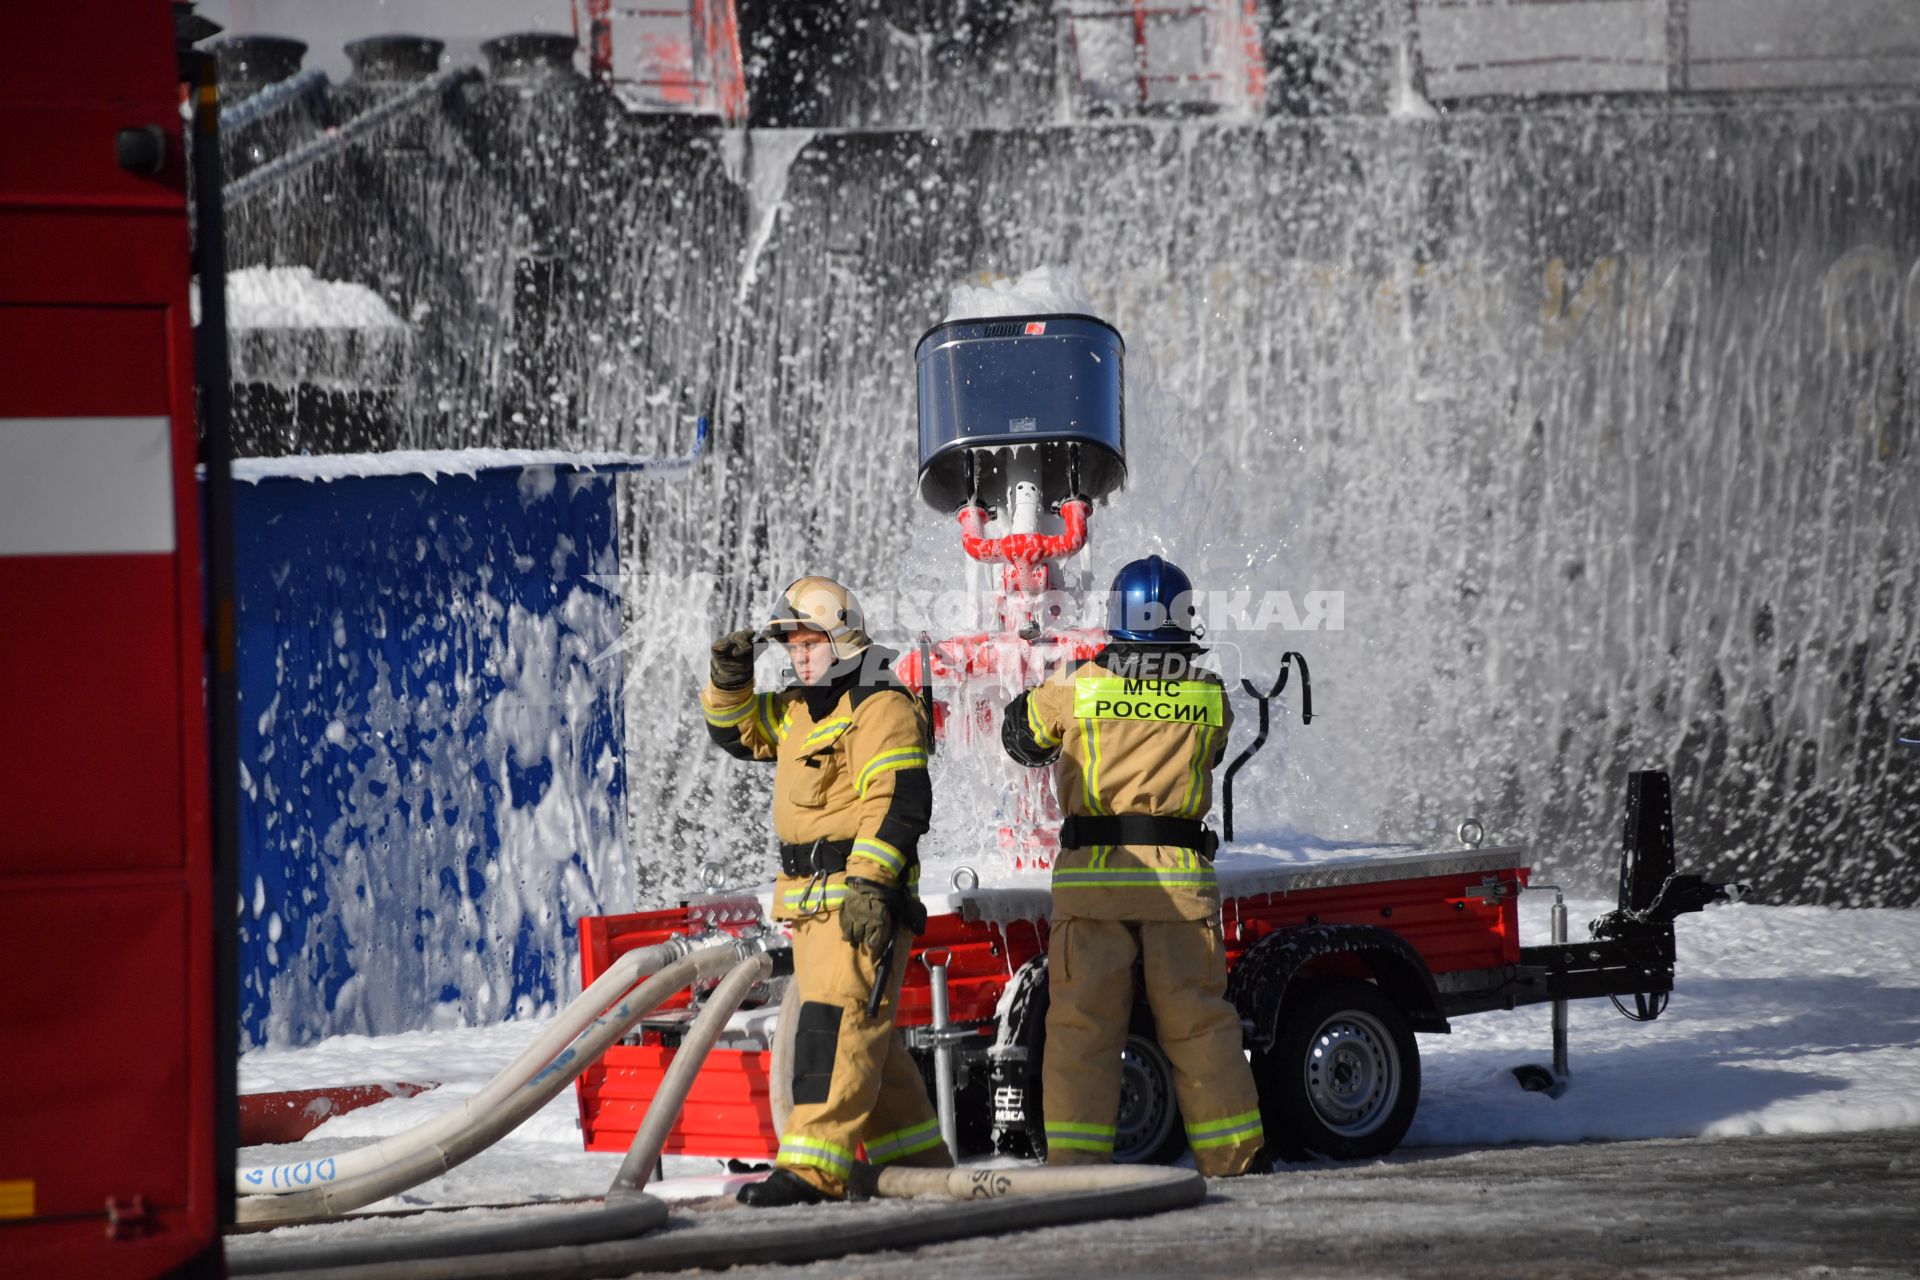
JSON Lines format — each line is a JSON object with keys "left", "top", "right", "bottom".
{"left": 236, "top": 936, "right": 706, "bottom": 1197}
{"left": 233, "top": 941, "right": 747, "bottom": 1224}
{"left": 769, "top": 978, "right": 800, "bottom": 1135}
{"left": 229, "top": 934, "right": 1208, "bottom": 1279}
{"left": 225, "top": 1199, "right": 669, "bottom": 1276}
{"left": 235, "top": 1166, "right": 1204, "bottom": 1280}
{"left": 607, "top": 949, "right": 782, "bottom": 1195}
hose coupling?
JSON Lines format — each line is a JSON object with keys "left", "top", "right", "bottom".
{"left": 726, "top": 926, "right": 795, "bottom": 976}
{"left": 657, "top": 933, "right": 700, "bottom": 963}
{"left": 677, "top": 929, "right": 743, "bottom": 961}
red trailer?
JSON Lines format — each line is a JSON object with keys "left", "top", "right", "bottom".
{"left": 1, "top": 5, "right": 234, "bottom": 1275}
{"left": 575, "top": 773, "right": 1728, "bottom": 1166}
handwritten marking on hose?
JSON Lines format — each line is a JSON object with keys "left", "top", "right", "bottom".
{"left": 966, "top": 1170, "right": 1015, "bottom": 1199}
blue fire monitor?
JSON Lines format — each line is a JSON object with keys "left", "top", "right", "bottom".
{"left": 914, "top": 313, "right": 1127, "bottom": 512}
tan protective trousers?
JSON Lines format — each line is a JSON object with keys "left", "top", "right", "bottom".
{"left": 1042, "top": 916, "right": 1266, "bottom": 1177}
{"left": 775, "top": 912, "right": 954, "bottom": 1197}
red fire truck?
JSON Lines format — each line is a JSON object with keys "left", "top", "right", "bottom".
{"left": 1, "top": 5, "right": 237, "bottom": 1276}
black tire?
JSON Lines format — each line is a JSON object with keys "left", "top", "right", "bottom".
{"left": 1013, "top": 970, "right": 1188, "bottom": 1165}
{"left": 1252, "top": 979, "right": 1420, "bottom": 1161}
{"left": 1113, "top": 1003, "right": 1188, "bottom": 1165}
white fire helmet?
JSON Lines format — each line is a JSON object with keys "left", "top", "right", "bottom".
{"left": 765, "top": 575, "right": 871, "bottom": 661}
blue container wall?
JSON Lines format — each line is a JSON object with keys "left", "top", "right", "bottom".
{"left": 231, "top": 465, "right": 629, "bottom": 1047}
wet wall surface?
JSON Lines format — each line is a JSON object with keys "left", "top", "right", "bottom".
{"left": 223, "top": 82, "right": 1920, "bottom": 906}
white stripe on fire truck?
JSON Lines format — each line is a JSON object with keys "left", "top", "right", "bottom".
{"left": 0, "top": 417, "right": 175, "bottom": 556}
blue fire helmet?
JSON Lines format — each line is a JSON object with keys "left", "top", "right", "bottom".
{"left": 1106, "top": 555, "right": 1201, "bottom": 642}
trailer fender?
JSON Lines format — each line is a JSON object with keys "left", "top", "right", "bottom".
{"left": 1228, "top": 924, "right": 1449, "bottom": 1050}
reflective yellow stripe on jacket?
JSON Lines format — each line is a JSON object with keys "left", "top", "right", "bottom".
{"left": 1051, "top": 864, "right": 1219, "bottom": 891}
{"left": 777, "top": 1134, "right": 855, "bottom": 1177}
{"left": 804, "top": 716, "right": 852, "bottom": 747}
{"left": 703, "top": 695, "right": 756, "bottom": 729}
{"left": 851, "top": 837, "right": 906, "bottom": 878}
{"left": 855, "top": 746, "right": 927, "bottom": 797}
{"left": 758, "top": 695, "right": 792, "bottom": 745}
{"left": 782, "top": 882, "right": 847, "bottom": 914}
{"left": 1027, "top": 693, "right": 1061, "bottom": 748}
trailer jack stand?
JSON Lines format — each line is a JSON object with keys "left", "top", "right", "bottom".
{"left": 1512, "top": 884, "right": 1571, "bottom": 1099}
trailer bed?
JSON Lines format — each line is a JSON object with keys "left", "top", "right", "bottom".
{"left": 575, "top": 840, "right": 1529, "bottom": 1158}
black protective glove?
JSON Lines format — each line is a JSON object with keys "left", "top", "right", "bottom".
{"left": 839, "top": 876, "right": 896, "bottom": 955}
{"left": 1002, "top": 691, "right": 1061, "bottom": 768}
{"left": 709, "top": 628, "right": 758, "bottom": 690}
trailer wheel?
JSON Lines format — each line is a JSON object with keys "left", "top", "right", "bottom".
{"left": 1003, "top": 972, "right": 1187, "bottom": 1165}
{"left": 1113, "top": 1006, "right": 1187, "bottom": 1166}
{"left": 1253, "top": 980, "right": 1419, "bottom": 1161}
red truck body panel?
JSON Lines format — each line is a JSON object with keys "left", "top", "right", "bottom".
{"left": 0, "top": 5, "right": 220, "bottom": 1275}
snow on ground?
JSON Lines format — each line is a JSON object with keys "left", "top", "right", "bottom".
{"left": 1412, "top": 896, "right": 1920, "bottom": 1146}
{"left": 236, "top": 896, "right": 1920, "bottom": 1221}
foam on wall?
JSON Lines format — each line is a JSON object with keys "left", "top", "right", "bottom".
{"left": 231, "top": 458, "right": 630, "bottom": 1047}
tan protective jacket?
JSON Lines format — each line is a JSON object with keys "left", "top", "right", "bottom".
{"left": 701, "top": 654, "right": 931, "bottom": 921}
{"left": 1015, "top": 653, "right": 1232, "bottom": 923}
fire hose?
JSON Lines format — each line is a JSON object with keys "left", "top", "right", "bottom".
{"left": 231, "top": 939, "right": 753, "bottom": 1225}
{"left": 227, "top": 939, "right": 1205, "bottom": 1278}
{"left": 234, "top": 934, "right": 716, "bottom": 1199}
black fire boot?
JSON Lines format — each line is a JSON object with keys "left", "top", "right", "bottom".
{"left": 736, "top": 1168, "right": 830, "bottom": 1208}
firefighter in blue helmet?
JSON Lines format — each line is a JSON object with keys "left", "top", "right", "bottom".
{"left": 1002, "top": 555, "right": 1268, "bottom": 1176}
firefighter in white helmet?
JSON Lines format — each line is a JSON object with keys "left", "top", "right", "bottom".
{"left": 1002, "top": 555, "right": 1268, "bottom": 1177}
{"left": 703, "top": 575, "right": 953, "bottom": 1206}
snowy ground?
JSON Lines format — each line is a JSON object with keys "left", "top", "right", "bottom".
{"left": 235, "top": 895, "right": 1920, "bottom": 1228}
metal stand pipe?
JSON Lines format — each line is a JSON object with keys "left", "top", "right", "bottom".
{"left": 926, "top": 952, "right": 958, "bottom": 1160}
{"left": 1511, "top": 882, "right": 1571, "bottom": 1097}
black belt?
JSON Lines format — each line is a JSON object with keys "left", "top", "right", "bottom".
{"left": 780, "top": 838, "right": 854, "bottom": 877}
{"left": 1059, "top": 814, "right": 1217, "bottom": 857}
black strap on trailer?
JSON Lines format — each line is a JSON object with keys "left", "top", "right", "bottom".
{"left": 915, "top": 634, "right": 937, "bottom": 758}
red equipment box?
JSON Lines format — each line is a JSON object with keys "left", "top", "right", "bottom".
{"left": 574, "top": 903, "right": 1047, "bottom": 1157}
